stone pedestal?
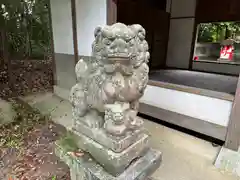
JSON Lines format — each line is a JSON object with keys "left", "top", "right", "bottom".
{"left": 55, "top": 140, "right": 161, "bottom": 180}
{"left": 56, "top": 120, "right": 162, "bottom": 179}
{"left": 215, "top": 147, "right": 240, "bottom": 177}
{"left": 55, "top": 23, "right": 162, "bottom": 180}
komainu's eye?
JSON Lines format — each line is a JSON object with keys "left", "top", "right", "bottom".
{"left": 125, "top": 35, "right": 131, "bottom": 42}
{"left": 130, "top": 54, "right": 137, "bottom": 61}
{"left": 104, "top": 39, "right": 112, "bottom": 45}
{"left": 129, "top": 39, "right": 135, "bottom": 46}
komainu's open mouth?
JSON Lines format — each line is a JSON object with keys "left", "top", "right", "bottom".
{"left": 107, "top": 53, "right": 130, "bottom": 58}
{"left": 107, "top": 55, "right": 131, "bottom": 65}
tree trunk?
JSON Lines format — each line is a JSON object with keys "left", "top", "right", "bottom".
{"left": 0, "top": 28, "right": 8, "bottom": 64}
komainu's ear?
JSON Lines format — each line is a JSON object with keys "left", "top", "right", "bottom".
{"left": 130, "top": 24, "right": 145, "bottom": 40}
{"left": 94, "top": 26, "right": 102, "bottom": 38}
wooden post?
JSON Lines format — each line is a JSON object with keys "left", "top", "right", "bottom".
{"left": 48, "top": 0, "right": 57, "bottom": 86}
{"left": 188, "top": 0, "right": 198, "bottom": 70}
{"left": 71, "top": 0, "right": 79, "bottom": 64}
{"left": 107, "top": 0, "right": 117, "bottom": 25}
{"left": 1, "top": 29, "right": 8, "bottom": 65}
{"left": 0, "top": 29, "right": 4, "bottom": 68}
{"left": 225, "top": 74, "right": 240, "bottom": 151}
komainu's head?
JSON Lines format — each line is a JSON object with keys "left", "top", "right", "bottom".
{"left": 92, "top": 23, "right": 150, "bottom": 68}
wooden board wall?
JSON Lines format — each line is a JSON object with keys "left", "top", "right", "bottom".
{"left": 117, "top": 0, "right": 170, "bottom": 69}
{"left": 196, "top": 0, "right": 240, "bottom": 23}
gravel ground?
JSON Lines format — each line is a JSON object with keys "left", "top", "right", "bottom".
{"left": 0, "top": 99, "right": 70, "bottom": 180}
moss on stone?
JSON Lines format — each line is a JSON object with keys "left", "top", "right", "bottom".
{"left": 57, "top": 131, "right": 79, "bottom": 152}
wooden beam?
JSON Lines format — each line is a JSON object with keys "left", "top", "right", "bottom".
{"left": 107, "top": 0, "right": 117, "bottom": 25}
{"left": 71, "top": 0, "right": 79, "bottom": 64}
{"left": 225, "top": 74, "right": 240, "bottom": 151}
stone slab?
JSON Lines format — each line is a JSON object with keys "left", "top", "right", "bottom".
{"left": 32, "top": 96, "right": 63, "bottom": 115}
{"left": 0, "top": 99, "right": 17, "bottom": 127}
{"left": 73, "top": 120, "right": 146, "bottom": 153}
{"left": 19, "top": 92, "right": 54, "bottom": 106}
{"left": 72, "top": 129, "right": 149, "bottom": 176}
{"left": 54, "top": 85, "right": 70, "bottom": 101}
{"left": 215, "top": 146, "right": 240, "bottom": 177}
{"left": 55, "top": 142, "right": 162, "bottom": 180}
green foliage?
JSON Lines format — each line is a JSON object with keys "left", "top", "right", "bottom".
{"left": 198, "top": 22, "right": 240, "bottom": 43}
{"left": 0, "top": 0, "right": 51, "bottom": 60}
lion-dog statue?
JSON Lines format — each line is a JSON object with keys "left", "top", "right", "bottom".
{"left": 69, "top": 23, "right": 149, "bottom": 136}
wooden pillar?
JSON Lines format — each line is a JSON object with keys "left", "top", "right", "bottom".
{"left": 166, "top": 0, "right": 197, "bottom": 69}
{"left": 225, "top": 74, "right": 240, "bottom": 151}
{"left": 107, "top": 0, "right": 117, "bottom": 25}
{"left": 71, "top": 0, "right": 79, "bottom": 64}
{"left": 48, "top": 0, "right": 57, "bottom": 86}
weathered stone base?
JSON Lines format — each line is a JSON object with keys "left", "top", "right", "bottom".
{"left": 55, "top": 141, "right": 162, "bottom": 180}
{"left": 215, "top": 147, "right": 240, "bottom": 177}
{"left": 72, "top": 129, "right": 150, "bottom": 176}
{"left": 74, "top": 120, "right": 146, "bottom": 152}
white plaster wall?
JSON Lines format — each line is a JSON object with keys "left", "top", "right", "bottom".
{"left": 75, "top": 0, "right": 107, "bottom": 56}
{"left": 50, "top": 0, "right": 74, "bottom": 54}
{"left": 140, "top": 85, "right": 232, "bottom": 127}
{"left": 166, "top": 18, "right": 195, "bottom": 68}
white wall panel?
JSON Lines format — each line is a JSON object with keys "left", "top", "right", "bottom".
{"left": 76, "top": 0, "right": 107, "bottom": 56}
{"left": 140, "top": 85, "right": 232, "bottom": 127}
{"left": 50, "top": 0, "right": 74, "bottom": 54}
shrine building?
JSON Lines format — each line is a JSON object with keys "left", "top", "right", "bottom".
{"left": 49, "top": 0, "right": 240, "bottom": 175}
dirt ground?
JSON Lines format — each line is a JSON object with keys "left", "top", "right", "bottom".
{"left": 0, "top": 119, "right": 70, "bottom": 180}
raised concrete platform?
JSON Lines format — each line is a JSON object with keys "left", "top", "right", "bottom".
{"left": 215, "top": 147, "right": 240, "bottom": 177}
{"left": 20, "top": 92, "right": 239, "bottom": 180}
{"left": 149, "top": 70, "right": 238, "bottom": 95}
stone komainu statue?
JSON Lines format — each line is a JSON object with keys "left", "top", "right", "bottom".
{"left": 69, "top": 23, "right": 149, "bottom": 136}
